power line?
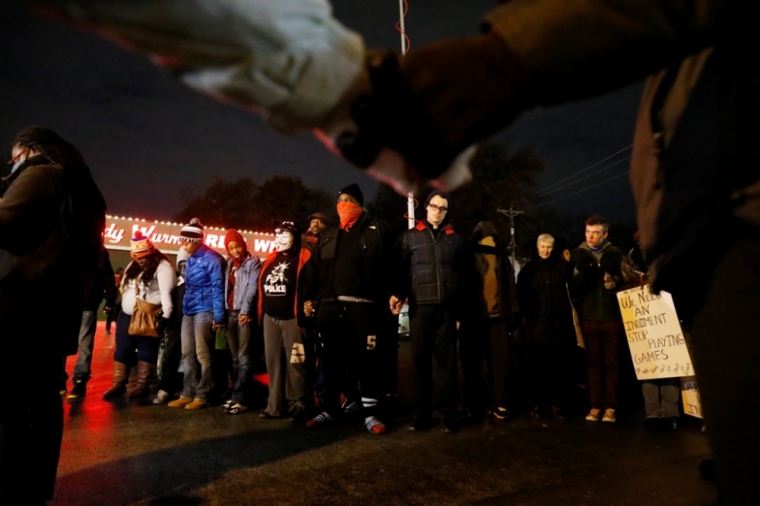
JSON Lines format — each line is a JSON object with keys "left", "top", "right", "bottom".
{"left": 520, "top": 155, "right": 631, "bottom": 204}
{"left": 525, "top": 170, "right": 630, "bottom": 211}
{"left": 518, "top": 144, "right": 633, "bottom": 203}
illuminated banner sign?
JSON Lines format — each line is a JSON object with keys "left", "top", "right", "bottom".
{"left": 103, "top": 215, "right": 278, "bottom": 258}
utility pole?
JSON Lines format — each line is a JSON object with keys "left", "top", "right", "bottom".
{"left": 497, "top": 205, "right": 524, "bottom": 267}
{"left": 398, "top": 0, "right": 415, "bottom": 230}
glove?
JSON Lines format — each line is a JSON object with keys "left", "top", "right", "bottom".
{"left": 157, "top": 315, "right": 170, "bottom": 335}
{"left": 570, "top": 249, "right": 597, "bottom": 274}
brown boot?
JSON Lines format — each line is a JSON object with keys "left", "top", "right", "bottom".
{"left": 128, "top": 361, "right": 155, "bottom": 398}
{"left": 103, "top": 361, "right": 129, "bottom": 398}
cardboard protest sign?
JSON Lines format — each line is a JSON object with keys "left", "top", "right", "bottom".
{"left": 617, "top": 285, "right": 693, "bottom": 380}
{"left": 681, "top": 376, "right": 703, "bottom": 419}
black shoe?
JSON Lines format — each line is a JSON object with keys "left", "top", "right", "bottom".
{"left": 645, "top": 417, "right": 662, "bottom": 431}
{"left": 408, "top": 415, "right": 432, "bottom": 432}
{"left": 67, "top": 380, "right": 87, "bottom": 400}
{"left": 551, "top": 406, "right": 568, "bottom": 420}
{"left": 288, "top": 408, "right": 310, "bottom": 423}
{"left": 662, "top": 416, "right": 678, "bottom": 432}
{"left": 440, "top": 418, "right": 459, "bottom": 434}
{"left": 259, "top": 411, "right": 278, "bottom": 419}
{"left": 341, "top": 398, "right": 362, "bottom": 416}
{"left": 490, "top": 406, "right": 512, "bottom": 421}
{"left": 464, "top": 407, "right": 485, "bottom": 424}
{"left": 699, "top": 458, "right": 718, "bottom": 481}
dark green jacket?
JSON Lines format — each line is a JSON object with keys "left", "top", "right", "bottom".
{"left": 571, "top": 241, "right": 623, "bottom": 322}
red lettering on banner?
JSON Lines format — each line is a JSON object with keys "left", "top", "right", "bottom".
{"left": 104, "top": 216, "right": 271, "bottom": 258}
{"left": 104, "top": 223, "right": 125, "bottom": 244}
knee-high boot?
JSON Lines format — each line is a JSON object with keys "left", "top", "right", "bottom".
{"left": 103, "top": 361, "right": 129, "bottom": 398}
{"left": 128, "top": 361, "right": 155, "bottom": 398}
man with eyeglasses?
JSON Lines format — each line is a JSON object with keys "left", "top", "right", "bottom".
{"left": 390, "top": 190, "right": 466, "bottom": 434}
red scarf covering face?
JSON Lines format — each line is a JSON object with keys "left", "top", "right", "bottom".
{"left": 337, "top": 201, "right": 363, "bottom": 231}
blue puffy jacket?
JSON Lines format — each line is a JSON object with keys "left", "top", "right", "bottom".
{"left": 183, "top": 245, "right": 226, "bottom": 322}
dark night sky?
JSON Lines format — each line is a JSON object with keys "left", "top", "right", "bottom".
{"left": 0, "top": 0, "right": 642, "bottom": 231}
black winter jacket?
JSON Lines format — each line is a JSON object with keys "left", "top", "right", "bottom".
{"left": 394, "top": 220, "right": 465, "bottom": 306}
{"left": 518, "top": 256, "right": 575, "bottom": 345}
{"left": 303, "top": 213, "right": 395, "bottom": 304}
{"left": 570, "top": 241, "right": 624, "bottom": 321}
{"left": 0, "top": 155, "right": 104, "bottom": 358}
{"left": 83, "top": 247, "right": 117, "bottom": 311}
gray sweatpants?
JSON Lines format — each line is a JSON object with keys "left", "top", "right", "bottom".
{"left": 263, "top": 314, "right": 310, "bottom": 417}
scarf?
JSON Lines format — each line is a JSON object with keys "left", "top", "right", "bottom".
{"left": 337, "top": 201, "right": 363, "bottom": 231}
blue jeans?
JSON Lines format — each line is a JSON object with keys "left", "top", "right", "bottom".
{"left": 227, "top": 311, "right": 251, "bottom": 404}
{"left": 181, "top": 312, "right": 214, "bottom": 400}
{"left": 72, "top": 310, "right": 97, "bottom": 382}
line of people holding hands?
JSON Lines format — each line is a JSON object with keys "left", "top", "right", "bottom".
{"left": 103, "top": 182, "right": 637, "bottom": 438}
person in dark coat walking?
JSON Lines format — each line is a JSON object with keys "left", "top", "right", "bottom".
{"left": 66, "top": 246, "right": 117, "bottom": 400}
{"left": 0, "top": 126, "right": 106, "bottom": 505}
{"left": 518, "top": 233, "right": 576, "bottom": 418}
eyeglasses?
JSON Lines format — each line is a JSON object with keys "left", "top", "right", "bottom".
{"left": 428, "top": 203, "right": 448, "bottom": 213}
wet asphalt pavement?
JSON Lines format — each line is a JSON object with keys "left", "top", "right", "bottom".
{"left": 53, "top": 323, "right": 717, "bottom": 506}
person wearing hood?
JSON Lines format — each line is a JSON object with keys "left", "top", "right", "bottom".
{"left": 517, "top": 233, "right": 575, "bottom": 419}
{"left": 220, "top": 229, "right": 262, "bottom": 414}
{"left": 570, "top": 215, "right": 624, "bottom": 424}
{"left": 459, "top": 221, "right": 519, "bottom": 423}
{"left": 391, "top": 190, "right": 466, "bottom": 433}
{"left": 257, "top": 221, "right": 312, "bottom": 419}
{"left": 302, "top": 184, "right": 396, "bottom": 435}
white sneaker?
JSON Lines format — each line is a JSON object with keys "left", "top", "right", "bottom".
{"left": 602, "top": 408, "right": 616, "bottom": 424}
{"left": 152, "top": 390, "right": 170, "bottom": 405}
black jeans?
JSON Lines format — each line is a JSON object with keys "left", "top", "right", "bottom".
{"left": 526, "top": 342, "right": 572, "bottom": 411}
{"left": 156, "top": 317, "right": 183, "bottom": 394}
{"left": 460, "top": 316, "right": 510, "bottom": 414}
{"left": 0, "top": 352, "right": 64, "bottom": 504}
{"left": 409, "top": 304, "right": 458, "bottom": 420}
{"left": 317, "top": 301, "right": 384, "bottom": 416}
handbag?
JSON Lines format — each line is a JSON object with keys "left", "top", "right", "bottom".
{"left": 129, "top": 280, "right": 162, "bottom": 337}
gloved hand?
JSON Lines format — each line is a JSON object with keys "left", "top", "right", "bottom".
{"left": 570, "top": 249, "right": 597, "bottom": 274}
{"left": 157, "top": 315, "right": 170, "bottom": 335}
